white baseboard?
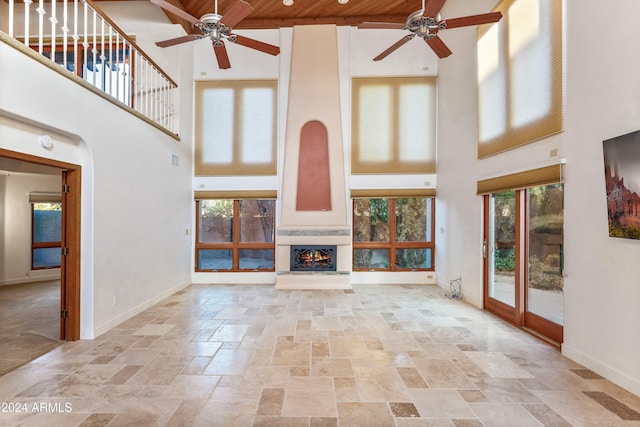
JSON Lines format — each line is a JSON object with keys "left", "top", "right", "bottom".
{"left": 91, "top": 281, "right": 191, "bottom": 339}
{"left": 0, "top": 273, "right": 60, "bottom": 286}
{"left": 562, "top": 343, "right": 640, "bottom": 397}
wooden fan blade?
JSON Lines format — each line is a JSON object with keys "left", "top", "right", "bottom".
{"left": 150, "top": 0, "right": 201, "bottom": 25}
{"left": 423, "top": 0, "right": 447, "bottom": 18}
{"left": 219, "top": 0, "right": 254, "bottom": 28}
{"left": 358, "top": 22, "right": 405, "bottom": 30}
{"left": 213, "top": 41, "right": 231, "bottom": 69}
{"left": 156, "top": 34, "right": 202, "bottom": 48}
{"left": 425, "top": 35, "right": 452, "bottom": 58}
{"left": 230, "top": 34, "right": 280, "bottom": 56}
{"left": 373, "top": 35, "right": 415, "bottom": 61}
{"left": 443, "top": 12, "right": 502, "bottom": 29}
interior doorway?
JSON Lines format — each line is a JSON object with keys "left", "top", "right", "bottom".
{"left": 0, "top": 148, "right": 81, "bottom": 341}
{"left": 483, "top": 184, "right": 564, "bottom": 346}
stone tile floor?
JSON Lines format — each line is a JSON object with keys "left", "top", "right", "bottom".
{"left": 0, "top": 281, "right": 61, "bottom": 376}
{"left": 1, "top": 283, "right": 639, "bottom": 426}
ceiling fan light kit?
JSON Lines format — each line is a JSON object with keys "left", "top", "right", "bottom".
{"left": 152, "top": 0, "right": 281, "bottom": 69}
{"left": 358, "top": 0, "right": 502, "bottom": 61}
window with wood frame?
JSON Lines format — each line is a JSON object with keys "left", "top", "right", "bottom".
{"left": 477, "top": 0, "right": 563, "bottom": 158}
{"left": 352, "top": 197, "right": 435, "bottom": 271}
{"left": 351, "top": 77, "right": 437, "bottom": 174}
{"left": 32, "top": 202, "right": 62, "bottom": 270}
{"left": 195, "top": 199, "right": 276, "bottom": 272}
{"left": 195, "top": 80, "right": 278, "bottom": 176}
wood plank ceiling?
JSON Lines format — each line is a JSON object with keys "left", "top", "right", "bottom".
{"left": 111, "top": 0, "right": 424, "bottom": 33}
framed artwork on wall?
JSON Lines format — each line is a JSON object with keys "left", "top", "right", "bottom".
{"left": 603, "top": 130, "right": 640, "bottom": 239}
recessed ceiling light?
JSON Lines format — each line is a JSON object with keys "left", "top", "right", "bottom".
{"left": 338, "top": 0, "right": 349, "bottom": 4}
{"left": 283, "top": 0, "right": 293, "bottom": 5}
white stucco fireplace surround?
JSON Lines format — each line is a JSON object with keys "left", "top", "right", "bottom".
{"left": 275, "top": 25, "right": 351, "bottom": 290}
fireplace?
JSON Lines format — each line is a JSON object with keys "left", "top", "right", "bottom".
{"left": 290, "top": 245, "right": 337, "bottom": 272}
{"left": 275, "top": 26, "right": 351, "bottom": 289}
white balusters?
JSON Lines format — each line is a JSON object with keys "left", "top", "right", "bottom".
{"left": 4, "top": 0, "right": 178, "bottom": 133}
{"left": 8, "top": 0, "right": 15, "bottom": 37}
{"left": 24, "top": 0, "right": 32, "bottom": 48}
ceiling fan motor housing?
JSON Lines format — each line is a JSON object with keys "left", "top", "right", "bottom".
{"left": 406, "top": 9, "right": 443, "bottom": 38}
{"left": 198, "top": 13, "right": 228, "bottom": 32}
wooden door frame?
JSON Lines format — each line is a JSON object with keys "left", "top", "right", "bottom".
{"left": 483, "top": 191, "right": 563, "bottom": 347}
{"left": 482, "top": 192, "right": 522, "bottom": 326}
{"left": 0, "top": 148, "right": 81, "bottom": 340}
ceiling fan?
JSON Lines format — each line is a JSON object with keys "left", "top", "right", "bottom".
{"left": 359, "top": 0, "right": 502, "bottom": 60}
{"left": 151, "top": 0, "right": 280, "bottom": 69}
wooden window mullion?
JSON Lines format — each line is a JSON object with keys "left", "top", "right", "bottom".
{"left": 233, "top": 200, "right": 240, "bottom": 270}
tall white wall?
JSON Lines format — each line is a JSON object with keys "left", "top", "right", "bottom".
{"left": 437, "top": 0, "right": 640, "bottom": 396}
{"left": 0, "top": 172, "right": 61, "bottom": 285}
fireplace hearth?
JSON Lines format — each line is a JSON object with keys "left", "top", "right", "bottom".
{"left": 290, "top": 245, "right": 337, "bottom": 272}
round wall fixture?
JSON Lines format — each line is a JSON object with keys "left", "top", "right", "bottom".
{"left": 38, "top": 134, "right": 53, "bottom": 150}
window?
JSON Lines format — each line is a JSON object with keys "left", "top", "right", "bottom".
{"left": 195, "top": 199, "right": 276, "bottom": 271}
{"left": 34, "top": 42, "right": 133, "bottom": 104}
{"left": 195, "top": 80, "right": 278, "bottom": 176}
{"left": 351, "top": 77, "right": 437, "bottom": 174}
{"left": 32, "top": 202, "right": 62, "bottom": 270}
{"left": 477, "top": 0, "right": 563, "bottom": 157}
{"left": 352, "top": 197, "right": 435, "bottom": 271}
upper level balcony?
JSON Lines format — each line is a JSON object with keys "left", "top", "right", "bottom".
{"left": 1, "top": 0, "right": 178, "bottom": 136}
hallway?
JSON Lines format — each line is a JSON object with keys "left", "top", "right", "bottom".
{"left": 1, "top": 283, "right": 639, "bottom": 426}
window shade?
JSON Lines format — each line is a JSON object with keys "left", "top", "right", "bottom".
{"left": 194, "top": 190, "right": 277, "bottom": 200}
{"left": 195, "top": 80, "right": 277, "bottom": 176}
{"left": 477, "top": 0, "right": 563, "bottom": 158}
{"left": 351, "top": 189, "right": 436, "bottom": 198}
{"left": 29, "top": 192, "right": 61, "bottom": 203}
{"left": 352, "top": 77, "right": 437, "bottom": 174}
{"left": 477, "top": 164, "right": 562, "bottom": 195}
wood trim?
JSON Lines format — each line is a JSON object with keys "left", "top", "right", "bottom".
{"left": 0, "top": 149, "right": 81, "bottom": 341}
{"left": 515, "top": 190, "right": 525, "bottom": 326}
{"left": 234, "top": 15, "right": 411, "bottom": 30}
{"left": 194, "top": 199, "right": 276, "bottom": 272}
{"left": 482, "top": 191, "right": 564, "bottom": 346}
{"left": 482, "top": 192, "right": 518, "bottom": 325}
{"left": 62, "top": 168, "right": 81, "bottom": 340}
{"left": 352, "top": 197, "right": 435, "bottom": 271}
{"left": 524, "top": 311, "right": 563, "bottom": 345}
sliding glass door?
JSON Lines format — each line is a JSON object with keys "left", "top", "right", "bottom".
{"left": 483, "top": 184, "right": 564, "bottom": 345}
{"left": 487, "top": 191, "right": 517, "bottom": 308}
{"left": 525, "top": 184, "right": 564, "bottom": 342}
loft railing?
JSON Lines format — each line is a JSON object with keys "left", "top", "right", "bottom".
{"left": 5, "top": 0, "right": 177, "bottom": 134}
